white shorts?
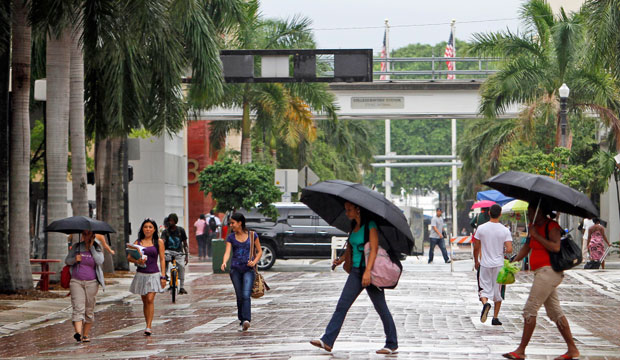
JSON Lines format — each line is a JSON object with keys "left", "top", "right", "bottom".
{"left": 478, "top": 265, "right": 503, "bottom": 302}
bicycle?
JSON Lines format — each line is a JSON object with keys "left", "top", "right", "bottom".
{"left": 165, "top": 251, "right": 180, "bottom": 303}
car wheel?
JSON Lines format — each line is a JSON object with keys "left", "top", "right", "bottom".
{"left": 258, "top": 242, "right": 276, "bottom": 270}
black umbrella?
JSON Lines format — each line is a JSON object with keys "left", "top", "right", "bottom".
{"left": 45, "top": 216, "right": 116, "bottom": 234}
{"left": 483, "top": 171, "right": 599, "bottom": 218}
{"left": 300, "top": 180, "right": 414, "bottom": 255}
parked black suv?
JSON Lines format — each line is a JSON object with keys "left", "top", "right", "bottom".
{"left": 228, "top": 203, "right": 347, "bottom": 270}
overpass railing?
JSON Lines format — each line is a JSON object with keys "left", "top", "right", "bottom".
{"left": 373, "top": 57, "right": 500, "bottom": 81}
{"left": 316, "top": 56, "right": 500, "bottom": 81}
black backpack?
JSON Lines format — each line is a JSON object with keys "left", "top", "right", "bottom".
{"left": 208, "top": 216, "right": 217, "bottom": 232}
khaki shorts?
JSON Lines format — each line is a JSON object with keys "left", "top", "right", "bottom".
{"left": 522, "top": 266, "right": 564, "bottom": 322}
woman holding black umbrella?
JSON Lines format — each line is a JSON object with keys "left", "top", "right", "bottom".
{"left": 503, "top": 202, "right": 579, "bottom": 360}
{"left": 65, "top": 230, "right": 105, "bottom": 343}
{"left": 310, "top": 201, "right": 398, "bottom": 355}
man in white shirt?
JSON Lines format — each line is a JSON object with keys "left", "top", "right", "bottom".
{"left": 473, "top": 204, "right": 513, "bottom": 325}
{"left": 581, "top": 217, "right": 594, "bottom": 258}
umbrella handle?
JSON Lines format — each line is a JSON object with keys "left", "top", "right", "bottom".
{"left": 528, "top": 199, "right": 541, "bottom": 234}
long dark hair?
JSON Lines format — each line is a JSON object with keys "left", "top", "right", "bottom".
{"left": 230, "top": 212, "right": 247, "bottom": 231}
{"left": 138, "top": 218, "right": 159, "bottom": 252}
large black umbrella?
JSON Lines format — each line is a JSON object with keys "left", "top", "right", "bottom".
{"left": 300, "top": 180, "right": 414, "bottom": 255}
{"left": 483, "top": 171, "right": 599, "bottom": 218}
{"left": 45, "top": 216, "right": 116, "bottom": 234}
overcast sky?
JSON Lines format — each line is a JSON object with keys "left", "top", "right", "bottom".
{"left": 259, "top": 0, "right": 525, "bottom": 54}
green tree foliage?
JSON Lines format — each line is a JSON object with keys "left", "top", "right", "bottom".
{"left": 459, "top": 0, "right": 620, "bottom": 201}
{"left": 374, "top": 39, "right": 500, "bottom": 80}
{"left": 585, "top": 0, "right": 620, "bottom": 79}
{"left": 364, "top": 119, "right": 463, "bottom": 194}
{"left": 198, "top": 156, "right": 281, "bottom": 220}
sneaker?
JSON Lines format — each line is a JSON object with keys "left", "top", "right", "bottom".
{"left": 427, "top": 260, "right": 433, "bottom": 264}
{"left": 179, "top": 288, "right": 188, "bottom": 294}
{"left": 492, "top": 318, "right": 502, "bottom": 326}
{"left": 238, "top": 325, "right": 244, "bottom": 332}
{"left": 480, "top": 303, "right": 491, "bottom": 323}
{"left": 445, "top": 259, "right": 452, "bottom": 264}
{"left": 242, "top": 320, "right": 250, "bottom": 331}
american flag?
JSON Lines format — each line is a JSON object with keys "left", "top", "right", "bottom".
{"left": 380, "top": 30, "right": 387, "bottom": 80}
{"left": 444, "top": 30, "right": 455, "bottom": 80}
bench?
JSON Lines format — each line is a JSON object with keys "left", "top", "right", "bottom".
{"left": 331, "top": 236, "right": 348, "bottom": 271}
{"left": 30, "top": 259, "right": 61, "bottom": 291}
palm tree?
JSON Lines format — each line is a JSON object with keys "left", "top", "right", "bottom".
{"left": 585, "top": 0, "right": 620, "bottom": 79}
{"left": 45, "top": 27, "right": 72, "bottom": 275}
{"left": 207, "top": 4, "right": 334, "bottom": 164}
{"left": 8, "top": 0, "right": 33, "bottom": 290}
{"left": 0, "top": 0, "right": 12, "bottom": 291}
{"left": 70, "top": 24, "right": 88, "bottom": 217}
{"left": 460, "top": 0, "right": 620, "bottom": 199}
{"left": 470, "top": 0, "right": 620, "bottom": 148}
{"left": 80, "top": 0, "right": 245, "bottom": 269}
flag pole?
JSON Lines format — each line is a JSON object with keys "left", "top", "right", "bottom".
{"left": 384, "top": 19, "right": 392, "bottom": 201}
{"left": 385, "top": 18, "right": 390, "bottom": 81}
{"left": 451, "top": 19, "right": 456, "bottom": 77}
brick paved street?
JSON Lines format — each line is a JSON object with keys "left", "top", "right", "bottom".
{"left": 0, "top": 253, "right": 619, "bottom": 359}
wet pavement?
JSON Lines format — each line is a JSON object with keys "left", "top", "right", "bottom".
{"left": 0, "top": 249, "right": 619, "bottom": 359}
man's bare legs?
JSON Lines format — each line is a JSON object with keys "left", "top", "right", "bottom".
{"left": 554, "top": 316, "right": 579, "bottom": 360}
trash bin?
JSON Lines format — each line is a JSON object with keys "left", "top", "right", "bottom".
{"left": 212, "top": 238, "right": 230, "bottom": 274}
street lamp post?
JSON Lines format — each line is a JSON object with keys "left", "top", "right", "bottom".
{"left": 558, "top": 83, "right": 570, "bottom": 232}
{"left": 559, "top": 83, "right": 570, "bottom": 148}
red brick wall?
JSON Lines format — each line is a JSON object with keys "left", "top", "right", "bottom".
{"left": 187, "top": 120, "right": 218, "bottom": 255}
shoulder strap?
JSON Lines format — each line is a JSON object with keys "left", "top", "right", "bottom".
{"left": 249, "top": 231, "right": 254, "bottom": 261}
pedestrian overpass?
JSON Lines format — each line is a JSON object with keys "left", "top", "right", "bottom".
{"left": 198, "top": 57, "right": 520, "bottom": 120}
{"left": 199, "top": 80, "right": 519, "bottom": 120}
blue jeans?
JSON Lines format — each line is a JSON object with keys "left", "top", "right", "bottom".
{"left": 196, "top": 234, "right": 207, "bottom": 258}
{"left": 321, "top": 267, "right": 398, "bottom": 350}
{"left": 229, "top": 269, "right": 255, "bottom": 324}
{"left": 429, "top": 237, "right": 449, "bottom": 262}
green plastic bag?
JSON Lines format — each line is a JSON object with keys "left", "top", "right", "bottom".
{"left": 496, "top": 259, "right": 520, "bottom": 285}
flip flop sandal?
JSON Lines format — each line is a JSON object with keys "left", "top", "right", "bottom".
{"left": 81, "top": 336, "right": 90, "bottom": 343}
{"left": 310, "top": 339, "right": 332, "bottom": 352}
{"left": 554, "top": 355, "right": 578, "bottom": 360}
{"left": 376, "top": 348, "right": 398, "bottom": 354}
{"left": 503, "top": 352, "right": 526, "bottom": 359}
{"left": 144, "top": 328, "right": 152, "bottom": 336}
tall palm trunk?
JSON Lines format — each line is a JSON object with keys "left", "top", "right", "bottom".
{"left": 46, "top": 29, "right": 71, "bottom": 276}
{"left": 269, "top": 133, "right": 277, "bottom": 164}
{"left": 69, "top": 26, "right": 88, "bottom": 216}
{"left": 0, "top": 0, "right": 12, "bottom": 291}
{"left": 8, "top": 1, "right": 32, "bottom": 290}
{"left": 96, "top": 138, "right": 114, "bottom": 273}
{"left": 95, "top": 137, "right": 128, "bottom": 271}
{"left": 240, "top": 100, "right": 252, "bottom": 164}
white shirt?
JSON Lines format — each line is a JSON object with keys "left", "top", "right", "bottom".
{"left": 582, "top": 218, "right": 594, "bottom": 240}
{"left": 474, "top": 221, "right": 512, "bottom": 267}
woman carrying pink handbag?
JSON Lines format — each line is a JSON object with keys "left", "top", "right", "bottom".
{"left": 310, "top": 202, "right": 398, "bottom": 355}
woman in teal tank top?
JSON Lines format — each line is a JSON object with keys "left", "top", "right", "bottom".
{"left": 310, "top": 201, "right": 398, "bottom": 354}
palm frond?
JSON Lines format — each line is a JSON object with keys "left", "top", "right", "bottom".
{"left": 584, "top": 0, "right": 620, "bottom": 77}
{"left": 479, "top": 56, "right": 548, "bottom": 117}
{"left": 470, "top": 30, "right": 544, "bottom": 59}
{"left": 208, "top": 119, "right": 240, "bottom": 153}
{"left": 170, "top": 0, "right": 223, "bottom": 106}
{"left": 520, "top": 0, "right": 554, "bottom": 44}
{"left": 551, "top": 9, "right": 584, "bottom": 80}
